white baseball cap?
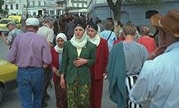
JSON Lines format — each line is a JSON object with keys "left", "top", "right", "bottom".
{"left": 26, "top": 18, "right": 39, "bottom": 26}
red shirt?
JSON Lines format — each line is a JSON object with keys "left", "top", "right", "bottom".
{"left": 137, "top": 35, "right": 156, "bottom": 54}
{"left": 114, "top": 37, "right": 125, "bottom": 44}
{"left": 51, "top": 48, "right": 59, "bottom": 82}
{"left": 90, "top": 38, "right": 109, "bottom": 80}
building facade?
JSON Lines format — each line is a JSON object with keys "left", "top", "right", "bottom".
{"left": 2, "top": 0, "right": 88, "bottom": 18}
{"left": 87, "top": 0, "right": 179, "bottom": 27}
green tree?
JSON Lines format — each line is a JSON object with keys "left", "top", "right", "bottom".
{"left": 107, "top": 0, "right": 162, "bottom": 21}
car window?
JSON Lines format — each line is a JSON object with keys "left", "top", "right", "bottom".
{"left": 0, "top": 20, "right": 11, "bottom": 24}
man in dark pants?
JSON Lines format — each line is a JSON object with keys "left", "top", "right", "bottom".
{"left": 37, "top": 17, "right": 54, "bottom": 107}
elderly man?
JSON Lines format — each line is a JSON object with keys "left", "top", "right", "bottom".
{"left": 1, "top": 21, "right": 23, "bottom": 48}
{"left": 7, "top": 18, "right": 52, "bottom": 108}
{"left": 37, "top": 17, "right": 54, "bottom": 107}
{"left": 129, "top": 9, "right": 179, "bottom": 108}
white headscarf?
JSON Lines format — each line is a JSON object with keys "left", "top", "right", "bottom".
{"left": 87, "top": 33, "right": 101, "bottom": 46}
{"left": 70, "top": 33, "right": 87, "bottom": 48}
{"left": 54, "top": 33, "right": 67, "bottom": 53}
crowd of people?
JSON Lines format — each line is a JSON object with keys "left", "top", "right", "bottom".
{"left": 0, "top": 9, "right": 179, "bottom": 108}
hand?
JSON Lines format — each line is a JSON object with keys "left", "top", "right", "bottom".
{"left": 103, "top": 72, "right": 108, "bottom": 79}
{"left": 42, "top": 64, "right": 48, "bottom": 69}
{"left": 73, "top": 58, "right": 87, "bottom": 67}
{"left": 52, "top": 67, "right": 60, "bottom": 76}
{"left": 60, "top": 74, "right": 66, "bottom": 89}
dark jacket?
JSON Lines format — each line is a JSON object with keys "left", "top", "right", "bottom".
{"left": 61, "top": 41, "right": 96, "bottom": 84}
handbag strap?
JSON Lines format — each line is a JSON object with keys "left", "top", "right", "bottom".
{"left": 107, "top": 31, "right": 113, "bottom": 41}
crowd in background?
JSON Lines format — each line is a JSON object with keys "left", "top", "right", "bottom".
{"left": 2, "top": 9, "right": 179, "bottom": 108}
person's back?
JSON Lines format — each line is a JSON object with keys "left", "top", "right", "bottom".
{"left": 7, "top": 28, "right": 23, "bottom": 43}
{"left": 7, "top": 17, "right": 52, "bottom": 108}
{"left": 145, "top": 46, "right": 179, "bottom": 108}
{"left": 129, "top": 9, "right": 179, "bottom": 108}
{"left": 9, "top": 32, "right": 50, "bottom": 67}
{"left": 123, "top": 41, "right": 148, "bottom": 76}
{"left": 37, "top": 17, "right": 54, "bottom": 47}
{"left": 137, "top": 36, "right": 156, "bottom": 54}
{"left": 137, "top": 27, "right": 156, "bottom": 54}
{"left": 66, "top": 20, "right": 75, "bottom": 40}
{"left": 37, "top": 26, "right": 54, "bottom": 44}
{"left": 100, "top": 19, "right": 117, "bottom": 52}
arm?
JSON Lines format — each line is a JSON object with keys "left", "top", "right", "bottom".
{"left": 1, "top": 32, "right": 11, "bottom": 45}
{"left": 129, "top": 61, "right": 158, "bottom": 106}
{"left": 42, "top": 40, "right": 52, "bottom": 65}
{"left": 7, "top": 35, "right": 18, "bottom": 63}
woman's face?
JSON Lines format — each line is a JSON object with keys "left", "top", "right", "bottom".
{"left": 56, "top": 37, "right": 65, "bottom": 48}
{"left": 87, "top": 27, "right": 97, "bottom": 38}
{"left": 74, "top": 26, "right": 85, "bottom": 39}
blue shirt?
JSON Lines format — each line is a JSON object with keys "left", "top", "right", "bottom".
{"left": 129, "top": 42, "right": 179, "bottom": 108}
{"left": 100, "top": 30, "right": 117, "bottom": 52}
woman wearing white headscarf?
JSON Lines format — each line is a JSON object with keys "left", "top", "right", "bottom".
{"left": 86, "top": 21, "right": 109, "bottom": 108}
{"left": 51, "top": 33, "right": 67, "bottom": 108}
{"left": 60, "top": 22, "right": 96, "bottom": 108}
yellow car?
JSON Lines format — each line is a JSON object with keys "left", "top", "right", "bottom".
{"left": 0, "top": 18, "right": 21, "bottom": 30}
{"left": 0, "top": 60, "right": 17, "bottom": 103}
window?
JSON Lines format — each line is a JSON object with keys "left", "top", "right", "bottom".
{"left": 79, "top": 3, "right": 82, "bottom": 7}
{"left": 16, "top": 4, "right": 19, "bottom": 9}
{"left": 38, "top": 1, "right": 41, "bottom": 6}
{"left": 32, "top": 1, "right": 35, "bottom": 6}
{"left": 5, "top": 4, "right": 8, "bottom": 10}
{"left": 10, "top": 4, "right": 13, "bottom": 10}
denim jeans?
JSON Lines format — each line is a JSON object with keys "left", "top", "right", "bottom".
{"left": 17, "top": 67, "right": 45, "bottom": 108}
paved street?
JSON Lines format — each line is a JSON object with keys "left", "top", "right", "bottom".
{"left": 0, "top": 80, "right": 117, "bottom": 108}
{"left": 0, "top": 39, "right": 117, "bottom": 108}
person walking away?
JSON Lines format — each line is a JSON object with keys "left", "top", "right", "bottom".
{"left": 100, "top": 19, "right": 117, "bottom": 52}
{"left": 137, "top": 26, "right": 156, "bottom": 54}
{"left": 37, "top": 17, "right": 54, "bottom": 107}
{"left": 66, "top": 15, "right": 75, "bottom": 40}
{"left": 51, "top": 33, "right": 68, "bottom": 108}
{"left": 7, "top": 18, "right": 52, "bottom": 108}
{"left": 107, "top": 22, "right": 148, "bottom": 108}
{"left": 129, "top": 9, "right": 179, "bottom": 108}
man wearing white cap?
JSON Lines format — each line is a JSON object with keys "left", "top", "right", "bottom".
{"left": 7, "top": 17, "right": 52, "bottom": 108}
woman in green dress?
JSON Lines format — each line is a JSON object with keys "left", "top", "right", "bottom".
{"left": 60, "top": 21, "right": 96, "bottom": 108}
